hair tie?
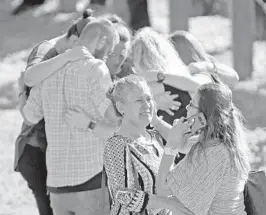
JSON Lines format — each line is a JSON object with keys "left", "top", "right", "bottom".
{"left": 82, "top": 9, "right": 93, "bottom": 19}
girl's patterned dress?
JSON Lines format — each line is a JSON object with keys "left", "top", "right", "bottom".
{"left": 104, "top": 129, "right": 167, "bottom": 215}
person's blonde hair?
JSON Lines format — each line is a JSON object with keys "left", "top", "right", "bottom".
{"left": 188, "top": 83, "right": 250, "bottom": 179}
{"left": 79, "top": 18, "right": 119, "bottom": 50}
{"left": 131, "top": 27, "right": 187, "bottom": 75}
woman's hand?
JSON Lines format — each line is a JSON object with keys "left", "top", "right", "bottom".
{"left": 188, "top": 61, "right": 214, "bottom": 75}
{"left": 154, "top": 91, "right": 181, "bottom": 116}
{"left": 167, "top": 117, "right": 193, "bottom": 152}
{"left": 65, "top": 107, "right": 91, "bottom": 130}
{"left": 64, "top": 46, "right": 93, "bottom": 62}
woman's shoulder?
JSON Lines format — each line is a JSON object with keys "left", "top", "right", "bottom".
{"left": 203, "top": 142, "right": 230, "bottom": 164}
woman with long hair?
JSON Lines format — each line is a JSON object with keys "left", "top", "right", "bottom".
{"left": 155, "top": 83, "right": 250, "bottom": 214}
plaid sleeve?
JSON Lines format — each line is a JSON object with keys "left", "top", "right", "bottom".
{"left": 88, "top": 61, "right": 112, "bottom": 117}
{"left": 23, "top": 84, "right": 43, "bottom": 124}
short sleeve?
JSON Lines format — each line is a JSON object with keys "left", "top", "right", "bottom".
{"left": 88, "top": 61, "right": 112, "bottom": 117}
{"left": 26, "top": 41, "right": 56, "bottom": 69}
{"left": 166, "top": 145, "right": 229, "bottom": 215}
{"left": 23, "top": 84, "right": 43, "bottom": 124}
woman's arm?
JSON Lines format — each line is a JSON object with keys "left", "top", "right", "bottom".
{"left": 142, "top": 71, "right": 211, "bottom": 94}
{"left": 24, "top": 52, "right": 69, "bottom": 86}
{"left": 188, "top": 60, "right": 239, "bottom": 87}
{"left": 147, "top": 195, "right": 193, "bottom": 215}
{"left": 156, "top": 153, "right": 176, "bottom": 196}
{"left": 213, "top": 62, "right": 239, "bottom": 87}
{"left": 24, "top": 46, "right": 92, "bottom": 86}
{"left": 149, "top": 82, "right": 165, "bottom": 95}
{"left": 151, "top": 116, "right": 172, "bottom": 141}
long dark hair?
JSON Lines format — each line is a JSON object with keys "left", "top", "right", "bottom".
{"left": 169, "top": 30, "right": 209, "bottom": 65}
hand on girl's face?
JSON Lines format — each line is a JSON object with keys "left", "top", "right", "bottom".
{"left": 167, "top": 117, "right": 194, "bottom": 149}
{"left": 65, "top": 46, "right": 93, "bottom": 62}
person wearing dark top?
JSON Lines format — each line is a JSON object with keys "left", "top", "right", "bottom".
{"left": 15, "top": 10, "right": 95, "bottom": 215}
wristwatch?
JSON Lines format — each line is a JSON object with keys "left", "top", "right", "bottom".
{"left": 164, "top": 146, "right": 179, "bottom": 156}
{"left": 157, "top": 72, "right": 165, "bottom": 83}
{"left": 87, "top": 120, "right": 96, "bottom": 130}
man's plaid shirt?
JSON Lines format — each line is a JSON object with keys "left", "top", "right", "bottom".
{"left": 23, "top": 58, "right": 112, "bottom": 187}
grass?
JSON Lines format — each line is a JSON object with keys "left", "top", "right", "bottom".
{"left": 0, "top": 0, "right": 265, "bottom": 214}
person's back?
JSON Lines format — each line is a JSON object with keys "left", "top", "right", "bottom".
{"left": 212, "top": 159, "right": 246, "bottom": 214}
{"left": 38, "top": 57, "right": 112, "bottom": 187}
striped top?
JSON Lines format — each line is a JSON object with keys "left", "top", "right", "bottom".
{"left": 104, "top": 130, "right": 168, "bottom": 215}
{"left": 167, "top": 143, "right": 247, "bottom": 215}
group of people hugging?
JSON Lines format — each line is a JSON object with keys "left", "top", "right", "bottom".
{"left": 15, "top": 8, "right": 250, "bottom": 215}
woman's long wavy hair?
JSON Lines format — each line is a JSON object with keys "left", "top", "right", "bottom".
{"left": 187, "top": 83, "right": 250, "bottom": 179}
{"left": 131, "top": 27, "right": 188, "bottom": 75}
{"left": 169, "top": 30, "right": 210, "bottom": 65}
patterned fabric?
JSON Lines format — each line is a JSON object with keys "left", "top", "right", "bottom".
{"left": 23, "top": 58, "right": 112, "bottom": 187}
{"left": 167, "top": 144, "right": 247, "bottom": 215}
{"left": 104, "top": 129, "right": 167, "bottom": 215}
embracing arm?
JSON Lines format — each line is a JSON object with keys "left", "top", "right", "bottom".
{"left": 143, "top": 71, "right": 211, "bottom": 94}
{"left": 24, "top": 52, "right": 70, "bottom": 87}
{"left": 213, "top": 62, "right": 239, "bottom": 87}
{"left": 148, "top": 195, "right": 193, "bottom": 215}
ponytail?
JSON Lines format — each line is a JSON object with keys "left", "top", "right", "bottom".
{"left": 66, "top": 9, "right": 95, "bottom": 38}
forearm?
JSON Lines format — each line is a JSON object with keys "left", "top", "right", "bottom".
{"left": 152, "top": 116, "right": 172, "bottom": 140}
{"left": 156, "top": 154, "right": 175, "bottom": 196}
{"left": 214, "top": 63, "right": 239, "bottom": 87}
{"left": 148, "top": 81, "right": 165, "bottom": 95}
{"left": 24, "top": 53, "right": 69, "bottom": 86}
{"left": 164, "top": 73, "right": 201, "bottom": 93}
